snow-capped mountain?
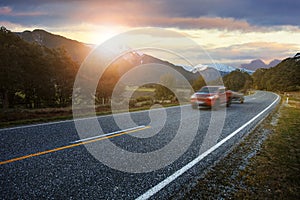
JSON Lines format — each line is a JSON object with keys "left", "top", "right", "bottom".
{"left": 207, "top": 63, "right": 237, "bottom": 73}
{"left": 177, "top": 63, "right": 254, "bottom": 75}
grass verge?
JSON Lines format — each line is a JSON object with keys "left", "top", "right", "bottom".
{"left": 234, "top": 97, "right": 300, "bottom": 199}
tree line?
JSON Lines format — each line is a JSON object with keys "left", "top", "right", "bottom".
{"left": 191, "top": 69, "right": 252, "bottom": 93}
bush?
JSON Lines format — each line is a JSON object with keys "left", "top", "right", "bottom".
{"left": 136, "top": 96, "right": 153, "bottom": 102}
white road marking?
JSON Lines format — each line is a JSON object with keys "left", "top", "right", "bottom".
{"left": 136, "top": 93, "right": 280, "bottom": 200}
{"left": 69, "top": 125, "right": 146, "bottom": 144}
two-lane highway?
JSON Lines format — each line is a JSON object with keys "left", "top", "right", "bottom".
{"left": 0, "top": 91, "right": 279, "bottom": 199}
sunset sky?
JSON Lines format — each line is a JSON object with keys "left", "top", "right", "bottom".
{"left": 1, "top": 0, "right": 299, "bottom": 67}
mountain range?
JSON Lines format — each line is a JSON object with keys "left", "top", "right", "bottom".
{"left": 14, "top": 29, "right": 279, "bottom": 76}
{"left": 240, "top": 59, "right": 281, "bottom": 71}
{"left": 178, "top": 63, "right": 254, "bottom": 76}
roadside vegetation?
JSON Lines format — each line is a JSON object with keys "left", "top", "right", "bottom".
{"left": 234, "top": 93, "right": 300, "bottom": 199}
{"left": 0, "top": 85, "right": 180, "bottom": 128}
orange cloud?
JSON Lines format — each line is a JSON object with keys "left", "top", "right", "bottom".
{"left": 72, "top": 7, "right": 263, "bottom": 32}
{"left": 139, "top": 16, "right": 256, "bottom": 31}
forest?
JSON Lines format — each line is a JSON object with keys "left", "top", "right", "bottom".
{"left": 252, "top": 57, "right": 300, "bottom": 91}
{"left": 0, "top": 26, "right": 78, "bottom": 109}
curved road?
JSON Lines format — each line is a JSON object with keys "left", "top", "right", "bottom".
{"left": 0, "top": 91, "right": 279, "bottom": 199}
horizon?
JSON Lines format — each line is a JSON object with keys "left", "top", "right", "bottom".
{"left": 1, "top": 0, "right": 299, "bottom": 66}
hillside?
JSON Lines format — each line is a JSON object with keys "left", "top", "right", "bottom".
{"left": 0, "top": 27, "right": 79, "bottom": 109}
{"left": 99, "top": 52, "right": 201, "bottom": 86}
{"left": 252, "top": 54, "right": 300, "bottom": 91}
{"left": 15, "top": 29, "right": 91, "bottom": 63}
{"left": 240, "top": 59, "right": 281, "bottom": 71}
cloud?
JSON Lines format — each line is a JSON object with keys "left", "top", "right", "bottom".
{"left": 76, "top": 13, "right": 258, "bottom": 31}
{"left": 2, "top": 0, "right": 300, "bottom": 30}
{"left": 0, "top": 6, "right": 46, "bottom": 17}
{"left": 156, "top": 0, "right": 300, "bottom": 27}
{"left": 209, "top": 42, "right": 298, "bottom": 63}
{"left": 0, "top": 6, "right": 12, "bottom": 15}
{"left": 0, "top": 21, "right": 23, "bottom": 29}
{"left": 139, "top": 16, "right": 257, "bottom": 32}
{"left": 0, "top": 20, "right": 43, "bottom": 31}
{"left": 12, "top": 11, "right": 47, "bottom": 17}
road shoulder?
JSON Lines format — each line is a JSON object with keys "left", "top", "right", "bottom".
{"left": 172, "top": 97, "right": 299, "bottom": 199}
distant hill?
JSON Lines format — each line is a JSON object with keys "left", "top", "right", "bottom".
{"left": 240, "top": 59, "right": 281, "bottom": 71}
{"left": 105, "top": 52, "right": 201, "bottom": 85}
{"left": 141, "top": 54, "right": 201, "bottom": 82}
{"left": 268, "top": 59, "right": 281, "bottom": 68}
{"left": 15, "top": 29, "right": 91, "bottom": 63}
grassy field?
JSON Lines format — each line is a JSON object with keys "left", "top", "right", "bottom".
{"left": 0, "top": 102, "right": 181, "bottom": 128}
{"left": 0, "top": 86, "right": 188, "bottom": 128}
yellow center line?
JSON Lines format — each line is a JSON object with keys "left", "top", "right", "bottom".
{"left": 0, "top": 126, "right": 150, "bottom": 165}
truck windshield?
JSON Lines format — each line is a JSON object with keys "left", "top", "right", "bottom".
{"left": 198, "top": 87, "right": 219, "bottom": 93}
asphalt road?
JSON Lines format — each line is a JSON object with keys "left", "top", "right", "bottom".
{"left": 0, "top": 91, "right": 279, "bottom": 199}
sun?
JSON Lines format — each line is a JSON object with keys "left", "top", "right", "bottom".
{"left": 89, "top": 25, "right": 125, "bottom": 45}
{"left": 54, "top": 24, "right": 126, "bottom": 45}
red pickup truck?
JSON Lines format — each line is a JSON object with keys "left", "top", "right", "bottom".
{"left": 190, "top": 86, "right": 244, "bottom": 109}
